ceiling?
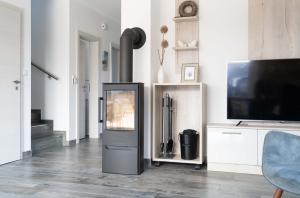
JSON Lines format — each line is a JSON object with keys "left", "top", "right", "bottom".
{"left": 77, "top": 0, "right": 121, "bottom": 24}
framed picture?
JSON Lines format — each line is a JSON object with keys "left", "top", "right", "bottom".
{"left": 102, "top": 50, "right": 109, "bottom": 71}
{"left": 181, "top": 63, "right": 199, "bottom": 82}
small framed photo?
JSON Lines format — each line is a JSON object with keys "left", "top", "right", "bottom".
{"left": 181, "top": 63, "right": 199, "bottom": 82}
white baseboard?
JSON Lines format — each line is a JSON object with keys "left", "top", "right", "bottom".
{"left": 208, "top": 162, "right": 262, "bottom": 175}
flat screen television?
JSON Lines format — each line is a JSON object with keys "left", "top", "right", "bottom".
{"left": 227, "top": 59, "right": 300, "bottom": 121}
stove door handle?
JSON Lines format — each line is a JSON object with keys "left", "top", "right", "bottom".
{"left": 105, "top": 145, "right": 135, "bottom": 151}
{"left": 99, "top": 97, "right": 104, "bottom": 123}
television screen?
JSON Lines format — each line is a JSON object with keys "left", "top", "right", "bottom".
{"left": 227, "top": 59, "right": 300, "bottom": 121}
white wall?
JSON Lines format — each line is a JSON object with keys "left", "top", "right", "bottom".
{"left": 1, "top": 0, "right": 31, "bottom": 152}
{"left": 122, "top": 0, "right": 153, "bottom": 158}
{"left": 31, "top": 0, "right": 70, "bottom": 139}
{"left": 69, "top": 0, "right": 121, "bottom": 140}
{"left": 199, "top": 0, "right": 248, "bottom": 123}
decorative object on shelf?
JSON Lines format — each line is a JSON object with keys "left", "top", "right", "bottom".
{"left": 181, "top": 63, "right": 199, "bottom": 83}
{"left": 179, "top": 1, "right": 198, "bottom": 17}
{"left": 179, "top": 129, "right": 199, "bottom": 160}
{"left": 175, "top": 40, "right": 198, "bottom": 49}
{"left": 160, "top": 93, "right": 174, "bottom": 159}
{"left": 102, "top": 51, "right": 109, "bottom": 71}
{"left": 188, "top": 40, "right": 198, "bottom": 48}
{"left": 157, "top": 25, "right": 169, "bottom": 83}
{"left": 157, "top": 66, "right": 164, "bottom": 83}
{"left": 177, "top": 40, "right": 188, "bottom": 48}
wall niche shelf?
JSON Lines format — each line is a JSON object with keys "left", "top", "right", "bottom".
{"left": 173, "top": 16, "right": 199, "bottom": 23}
{"left": 174, "top": 0, "right": 199, "bottom": 73}
{"left": 152, "top": 83, "right": 206, "bottom": 167}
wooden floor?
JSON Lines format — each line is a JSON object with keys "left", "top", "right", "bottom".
{"left": 0, "top": 139, "right": 299, "bottom": 198}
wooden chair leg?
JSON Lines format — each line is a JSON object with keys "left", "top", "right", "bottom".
{"left": 273, "top": 188, "right": 284, "bottom": 198}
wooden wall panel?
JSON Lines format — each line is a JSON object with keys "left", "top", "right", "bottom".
{"left": 249, "top": 0, "right": 300, "bottom": 59}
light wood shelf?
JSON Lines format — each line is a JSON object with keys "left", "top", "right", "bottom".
{"left": 153, "top": 154, "right": 201, "bottom": 164}
{"left": 152, "top": 83, "right": 206, "bottom": 165}
{"left": 173, "top": 16, "right": 199, "bottom": 23}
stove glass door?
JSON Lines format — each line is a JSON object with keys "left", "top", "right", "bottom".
{"left": 106, "top": 90, "right": 135, "bottom": 131}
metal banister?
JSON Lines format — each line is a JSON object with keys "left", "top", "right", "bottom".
{"left": 31, "top": 62, "right": 59, "bottom": 80}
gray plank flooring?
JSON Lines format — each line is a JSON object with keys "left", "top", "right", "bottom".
{"left": 0, "top": 139, "right": 299, "bottom": 198}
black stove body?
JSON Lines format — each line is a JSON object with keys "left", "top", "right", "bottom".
{"left": 102, "top": 83, "right": 144, "bottom": 175}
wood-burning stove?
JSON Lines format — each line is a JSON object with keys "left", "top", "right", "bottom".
{"left": 101, "top": 27, "right": 146, "bottom": 175}
{"left": 102, "top": 83, "right": 144, "bottom": 175}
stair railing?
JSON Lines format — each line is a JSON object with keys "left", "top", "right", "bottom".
{"left": 31, "top": 62, "right": 59, "bottom": 80}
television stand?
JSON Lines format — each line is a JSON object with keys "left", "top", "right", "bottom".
{"left": 207, "top": 123, "right": 300, "bottom": 175}
{"left": 236, "top": 121, "right": 242, "bottom": 126}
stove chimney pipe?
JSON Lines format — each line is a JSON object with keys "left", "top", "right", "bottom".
{"left": 120, "top": 27, "right": 146, "bottom": 82}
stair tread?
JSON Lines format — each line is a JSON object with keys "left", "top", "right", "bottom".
{"left": 31, "top": 109, "right": 62, "bottom": 154}
{"left": 32, "top": 134, "right": 63, "bottom": 154}
{"left": 32, "top": 134, "right": 63, "bottom": 141}
{"left": 31, "top": 123, "right": 49, "bottom": 127}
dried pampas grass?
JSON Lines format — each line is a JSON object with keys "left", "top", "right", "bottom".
{"left": 160, "top": 25, "right": 168, "bottom": 34}
{"left": 158, "top": 25, "right": 169, "bottom": 66}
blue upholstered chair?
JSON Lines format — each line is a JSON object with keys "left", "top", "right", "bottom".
{"left": 262, "top": 131, "right": 300, "bottom": 198}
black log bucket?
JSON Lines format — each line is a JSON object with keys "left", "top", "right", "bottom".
{"left": 179, "top": 129, "right": 198, "bottom": 160}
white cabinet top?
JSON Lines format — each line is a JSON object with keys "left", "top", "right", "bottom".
{"left": 153, "top": 82, "right": 203, "bottom": 86}
{"left": 207, "top": 123, "right": 300, "bottom": 131}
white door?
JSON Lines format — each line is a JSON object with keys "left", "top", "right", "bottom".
{"left": 78, "top": 40, "right": 90, "bottom": 139}
{"left": 0, "top": 4, "right": 21, "bottom": 164}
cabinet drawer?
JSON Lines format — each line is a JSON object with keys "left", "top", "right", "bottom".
{"left": 208, "top": 128, "right": 258, "bottom": 165}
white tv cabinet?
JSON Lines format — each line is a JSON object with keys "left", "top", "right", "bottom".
{"left": 207, "top": 123, "right": 300, "bottom": 175}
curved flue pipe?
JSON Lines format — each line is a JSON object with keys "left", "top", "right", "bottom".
{"left": 120, "top": 27, "right": 146, "bottom": 82}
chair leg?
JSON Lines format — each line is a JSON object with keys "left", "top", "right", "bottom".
{"left": 273, "top": 188, "right": 283, "bottom": 198}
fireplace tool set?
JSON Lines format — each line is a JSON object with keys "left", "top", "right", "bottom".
{"left": 160, "top": 93, "right": 175, "bottom": 158}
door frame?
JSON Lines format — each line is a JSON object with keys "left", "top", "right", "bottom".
{"left": 109, "top": 42, "right": 120, "bottom": 82}
{"left": 75, "top": 30, "right": 101, "bottom": 143}
{"left": 0, "top": 1, "right": 23, "bottom": 160}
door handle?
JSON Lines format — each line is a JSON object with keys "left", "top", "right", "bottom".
{"left": 13, "top": 80, "right": 21, "bottom": 84}
{"left": 222, "top": 132, "right": 242, "bottom": 135}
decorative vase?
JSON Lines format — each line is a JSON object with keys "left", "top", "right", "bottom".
{"left": 157, "top": 66, "right": 164, "bottom": 83}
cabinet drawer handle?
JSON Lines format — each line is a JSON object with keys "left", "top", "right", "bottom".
{"left": 222, "top": 132, "right": 242, "bottom": 135}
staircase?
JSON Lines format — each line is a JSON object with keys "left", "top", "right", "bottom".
{"left": 31, "top": 109, "right": 64, "bottom": 154}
